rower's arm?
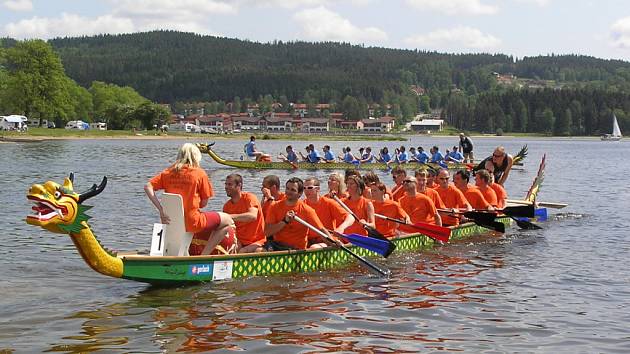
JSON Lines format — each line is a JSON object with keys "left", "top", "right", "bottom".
{"left": 335, "top": 213, "right": 355, "bottom": 233}
{"left": 497, "top": 155, "right": 514, "bottom": 185}
{"left": 230, "top": 206, "right": 258, "bottom": 222}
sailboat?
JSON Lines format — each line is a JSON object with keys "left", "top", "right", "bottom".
{"left": 601, "top": 114, "right": 623, "bottom": 141}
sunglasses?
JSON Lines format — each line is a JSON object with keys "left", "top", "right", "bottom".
{"left": 438, "top": 177, "right": 449, "bottom": 180}
{"left": 304, "top": 186, "right": 319, "bottom": 190}
{"left": 492, "top": 153, "right": 503, "bottom": 158}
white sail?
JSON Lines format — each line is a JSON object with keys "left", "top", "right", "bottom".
{"left": 612, "top": 114, "right": 622, "bottom": 137}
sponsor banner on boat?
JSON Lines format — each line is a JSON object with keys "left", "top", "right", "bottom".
{"left": 212, "top": 260, "right": 233, "bottom": 280}
{"left": 189, "top": 264, "right": 212, "bottom": 276}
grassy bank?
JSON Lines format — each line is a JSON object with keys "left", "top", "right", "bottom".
{"left": 0, "top": 128, "right": 407, "bottom": 141}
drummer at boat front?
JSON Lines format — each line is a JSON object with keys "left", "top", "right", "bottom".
{"left": 245, "top": 136, "right": 270, "bottom": 162}
{"left": 144, "top": 143, "right": 237, "bottom": 256}
{"left": 264, "top": 177, "right": 331, "bottom": 251}
{"left": 479, "top": 146, "right": 514, "bottom": 186}
{"left": 279, "top": 145, "right": 298, "bottom": 163}
{"left": 322, "top": 145, "right": 335, "bottom": 163}
{"left": 261, "top": 175, "right": 285, "bottom": 218}
{"left": 223, "top": 174, "right": 266, "bottom": 253}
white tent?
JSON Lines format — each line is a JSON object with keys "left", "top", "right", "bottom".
{"left": 0, "top": 115, "right": 28, "bottom": 131}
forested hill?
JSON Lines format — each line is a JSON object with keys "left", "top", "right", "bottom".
{"left": 46, "top": 30, "right": 630, "bottom": 103}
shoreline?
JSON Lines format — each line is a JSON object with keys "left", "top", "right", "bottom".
{"left": 1, "top": 132, "right": 612, "bottom": 143}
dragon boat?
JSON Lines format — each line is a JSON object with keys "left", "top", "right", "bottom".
{"left": 198, "top": 143, "right": 527, "bottom": 171}
{"left": 25, "top": 174, "right": 512, "bottom": 285}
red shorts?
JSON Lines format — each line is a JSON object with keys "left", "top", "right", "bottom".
{"left": 188, "top": 212, "right": 237, "bottom": 256}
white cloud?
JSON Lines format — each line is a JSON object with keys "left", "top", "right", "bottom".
{"left": 406, "top": 0, "right": 497, "bottom": 15}
{"left": 244, "top": 0, "right": 373, "bottom": 9}
{"left": 4, "top": 13, "right": 135, "bottom": 39}
{"left": 2, "top": 0, "right": 234, "bottom": 39}
{"left": 293, "top": 6, "right": 387, "bottom": 44}
{"left": 405, "top": 26, "right": 501, "bottom": 50}
{"left": 514, "top": 0, "right": 550, "bottom": 6}
{"left": 610, "top": 16, "right": 630, "bottom": 49}
{"left": 3, "top": 0, "right": 32, "bottom": 11}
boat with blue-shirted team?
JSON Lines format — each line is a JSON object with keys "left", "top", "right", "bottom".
{"left": 198, "top": 143, "right": 527, "bottom": 171}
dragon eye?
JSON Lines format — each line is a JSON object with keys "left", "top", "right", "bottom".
{"left": 54, "top": 190, "right": 62, "bottom": 199}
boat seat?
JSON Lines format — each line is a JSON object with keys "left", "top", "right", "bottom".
{"left": 151, "top": 193, "right": 192, "bottom": 256}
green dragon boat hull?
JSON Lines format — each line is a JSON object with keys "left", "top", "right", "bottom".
{"left": 120, "top": 217, "right": 511, "bottom": 285}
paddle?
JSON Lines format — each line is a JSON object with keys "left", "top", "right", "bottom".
{"left": 512, "top": 216, "right": 543, "bottom": 230}
{"left": 374, "top": 213, "right": 451, "bottom": 243}
{"left": 439, "top": 209, "right": 506, "bottom": 233}
{"left": 331, "top": 194, "right": 396, "bottom": 252}
{"left": 500, "top": 204, "right": 536, "bottom": 218}
{"left": 293, "top": 215, "right": 390, "bottom": 277}
{"left": 506, "top": 199, "right": 568, "bottom": 209}
{"left": 331, "top": 231, "right": 394, "bottom": 258}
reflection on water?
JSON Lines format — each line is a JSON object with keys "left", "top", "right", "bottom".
{"left": 2, "top": 138, "right": 630, "bottom": 352}
{"left": 44, "top": 249, "right": 508, "bottom": 353}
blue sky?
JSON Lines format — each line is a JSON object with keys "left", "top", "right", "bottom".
{"left": 1, "top": 0, "right": 630, "bottom": 61}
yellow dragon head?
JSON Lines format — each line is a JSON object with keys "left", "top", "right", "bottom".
{"left": 26, "top": 173, "right": 107, "bottom": 234}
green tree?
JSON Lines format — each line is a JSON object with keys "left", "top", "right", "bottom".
{"left": 540, "top": 108, "right": 555, "bottom": 134}
{"left": 129, "top": 102, "right": 170, "bottom": 129}
{"left": 3, "top": 40, "right": 71, "bottom": 125}
{"left": 89, "top": 81, "right": 147, "bottom": 122}
{"left": 419, "top": 95, "right": 430, "bottom": 113}
{"left": 553, "top": 108, "right": 572, "bottom": 136}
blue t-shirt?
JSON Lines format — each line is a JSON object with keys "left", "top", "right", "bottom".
{"left": 397, "top": 152, "right": 408, "bottom": 163}
{"left": 416, "top": 151, "right": 430, "bottom": 163}
{"left": 448, "top": 151, "right": 464, "bottom": 162}
{"left": 343, "top": 152, "right": 355, "bottom": 163}
{"left": 431, "top": 151, "right": 444, "bottom": 163}
{"left": 286, "top": 151, "right": 298, "bottom": 163}
{"left": 381, "top": 152, "right": 391, "bottom": 163}
{"left": 245, "top": 141, "right": 256, "bottom": 157}
{"left": 307, "top": 150, "right": 321, "bottom": 163}
{"left": 324, "top": 150, "right": 335, "bottom": 161}
{"left": 362, "top": 153, "right": 374, "bottom": 163}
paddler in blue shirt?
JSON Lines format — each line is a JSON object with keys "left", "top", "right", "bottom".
{"left": 445, "top": 146, "right": 464, "bottom": 163}
{"left": 396, "top": 146, "right": 409, "bottom": 163}
{"left": 279, "top": 145, "right": 298, "bottom": 163}
{"left": 341, "top": 147, "right": 356, "bottom": 163}
{"left": 322, "top": 145, "right": 335, "bottom": 163}
{"left": 360, "top": 147, "right": 375, "bottom": 163}
{"left": 378, "top": 147, "right": 392, "bottom": 163}
{"left": 416, "top": 146, "right": 430, "bottom": 164}
{"left": 300, "top": 144, "right": 322, "bottom": 163}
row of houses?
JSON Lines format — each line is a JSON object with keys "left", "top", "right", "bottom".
{"left": 173, "top": 112, "right": 398, "bottom": 133}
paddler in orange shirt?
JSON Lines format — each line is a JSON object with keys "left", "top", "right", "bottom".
{"left": 453, "top": 170, "right": 494, "bottom": 211}
{"left": 370, "top": 182, "right": 409, "bottom": 238}
{"left": 223, "top": 174, "right": 265, "bottom": 253}
{"left": 435, "top": 169, "right": 471, "bottom": 226}
{"left": 264, "top": 177, "right": 330, "bottom": 251}
{"left": 415, "top": 169, "right": 445, "bottom": 209}
{"left": 261, "top": 175, "right": 285, "bottom": 218}
{"left": 303, "top": 177, "right": 354, "bottom": 236}
{"left": 342, "top": 175, "right": 376, "bottom": 236}
{"left": 474, "top": 169, "right": 499, "bottom": 208}
{"left": 398, "top": 176, "right": 442, "bottom": 233}
{"left": 484, "top": 160, "right": 508, "bottom": 209}
{"left": 390, "top": 166, "right": 407, "bottom": 201}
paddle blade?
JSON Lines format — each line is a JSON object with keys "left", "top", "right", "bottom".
{"left": 342, "top": 233, "right": 394, "bottom": 258}
{"left": 502, "top": 204, "right": 535, "bottom": 218}
{"left": 535, "top": 208, "right": 548, "bottom": 221}
{"left": 514, "top": 217, "right": 543, "bottom": 230}
{"left": 406, "top": 222, "right": 451, "bottom": 243}
{"left": 365, "top": 225, "right": 396, "bottom": 252}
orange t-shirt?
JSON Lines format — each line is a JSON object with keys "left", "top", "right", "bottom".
{"left": 436, "top": 184, "right": 468, "bottom": 226}
{"left": 262, "top": 192, "right": 286, "bottom": 219}
{"left": 305, "top": 197, "right": 349, "bottom": 232}
{"left": 399, "top": 193, "right": 437, "bottom": 231}
{"left": 266, "top": 199, "right": 324, "bottom": 249}
{"left": 490, "top": 183, "right": 507, "bottom": 209}
{"left": 342, "top": 196, "right": 371, "bottom": 236}
{"left": 150, "top": 166, "right": 213, "bottom": 233}
{"left": 478, "top": 185, "right": 499, "bottom": 208}
{"left": 420, "top": 187, "right": 445, "bottom": 209}
{"left": 223, "top": 191, "right": 265, "bottom": 246}
{"left": 461, "top": 187, "right": 491, "bottom": 210}
{"left": 391, "top": 184, "right": 406, "bottom": 202}
{"left": 373, "top": 199, "right": 408, "bottom": 238}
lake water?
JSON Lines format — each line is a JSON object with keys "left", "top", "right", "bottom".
{"left": 1, "top": 136, "right": 629, "bottom": 353}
